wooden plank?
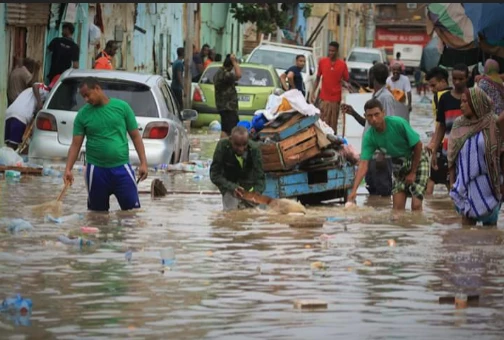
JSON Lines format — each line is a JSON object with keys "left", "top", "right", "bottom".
{"left": 0, "top": 166, "right": 42, "bottom": 175}
{"left": 262, "top": 152, "right": 281, "bottom": 164}
{"left": 280, "top": 126, "right": 317, "bottom": 150}
{"left": 260, "top": 114, "right": 319, "bottom": 141}
{"left": 283, "top": 138, "right": 318, "bottom": 158}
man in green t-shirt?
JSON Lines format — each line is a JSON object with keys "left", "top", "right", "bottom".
{"left": 347, "top": 98, "right": 429, "bottom": 211}
{"left": 63, "top": 77, "right": 148, "bottom": 211}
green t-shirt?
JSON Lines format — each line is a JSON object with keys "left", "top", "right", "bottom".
{"left": 361, "top": 116, "right": 420, "bottom": 161}
{"left": 73, "top": 98, "right": 138, "bottom": 168}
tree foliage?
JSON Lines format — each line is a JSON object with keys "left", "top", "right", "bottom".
{"left": 230, "top": 3, "right": 312, "bottom": 34}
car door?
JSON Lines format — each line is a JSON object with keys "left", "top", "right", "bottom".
{"left": 307, "top": 54, "right": 316, "bottom": 99}
{"left": 158, "top": 80, "right": 183, "bottom": 162}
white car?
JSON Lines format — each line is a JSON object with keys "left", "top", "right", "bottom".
{"left": 246, "top": 42, "right": 317, "bottom": 100}
{"left": 346, "top": 47, "right": 389, "bottom": 87}
{"left": 28, "top": 69, "right": 198, "bottom": 167}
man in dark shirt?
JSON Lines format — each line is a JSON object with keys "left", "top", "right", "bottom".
{"left": 213, "top": 54, "right": 242, "bottom": 138}
{"left": 47, "top": 22, "right": 80, "bottom": 84}
{"left": 280, "top": 55, "right": 306, "bottom": 97}
{"left": 210, "top": 126, "right": 265, "bottom": 211}
{"left": 430, "top": 63, "right": 469, "bottom": 191}
{"left": 171, "top": 47, "right": 184, "bottom": 110}
{"left": 191, "top": 44, "right": 209, "bottom": 82}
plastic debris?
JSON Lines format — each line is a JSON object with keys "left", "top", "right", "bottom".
{"left": 45, "top": 213, "right": 83, "bottom": 224}
{"left": 57, "top": 235, "right": 94, "bottom": 247}
{"left": 206, "top": 251, "right": 213, "bottom": 256}
{"left": 344, "top": 202, "right": 356, "bottom": 209}
{"left": 1, "top": 294, "right": 32, "bottom": 314}
{"left": 5, "top": 170, "right": 21, "bottom": 180}
{"left": 326, "top": 216, "right": 344, "bottom": 222}
{"left": 319, "top": 234, "right": 335, "bottom": 241}
{"left": 455, "top": 292, "right": 468, "bottom": 309}
{"left": 5, "top": 219, "right": 33, "bottom": 234}
{"left": 387, "top": 239, "right": 396, "bottom": 247}
{"left": 311, "top": 261, "right": 326, "bottom": 270}
{"left": 160, "top": 247, "right": 175, "bottom": 267}
{"left": 363, "top": 260, "right": 373, "bottom": 266}
{"left": 80, "top": 226, "right": 99, "bottom": 234}
{"left": 125, "top": 249, "right": 133, "bottom": 262}
{"left": 209, "top": 120, "right": 221, "bottom": 132}
{"left": 42, "top": 167, "right": 62, "bottom": 177}
{"left": 0, "top": 147, "right": 24, "bottom": 166}
{"left": 293, "top": 299, "right": 328, "bottom": 309}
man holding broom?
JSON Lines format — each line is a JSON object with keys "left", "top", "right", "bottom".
{"left": 63, "top": 77, "right": 148, "bottom": 212}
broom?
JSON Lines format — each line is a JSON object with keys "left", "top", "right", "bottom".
{"left": 16, "top": 118, "right": 36, "bottom": 154}
{"left": 31, "top": 182, "right": 71, "bottom": 217}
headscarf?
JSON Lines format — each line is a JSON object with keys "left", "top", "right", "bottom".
{"left": 448, "top": 87, "right": 503, "bottom": 198}
{"left": 483, "top": 58, "right": 503, "bottom": 84}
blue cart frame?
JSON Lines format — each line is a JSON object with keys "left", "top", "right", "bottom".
{"left": 263, "top": 163, "right": 356, "bottom": 203}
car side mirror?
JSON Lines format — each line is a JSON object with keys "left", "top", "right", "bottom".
{"left": 181, "top": 109, "right": 198, "bottom": 121}
{"left": 309, "top": 67, "right": 314, "bottom": 76}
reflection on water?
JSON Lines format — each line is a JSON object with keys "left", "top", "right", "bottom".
{"left": 1, "top": 94, "right": 504, "bottom": 338}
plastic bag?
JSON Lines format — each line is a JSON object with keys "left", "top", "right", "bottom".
{"left": 0, "top": 147, "right": 24, "bottom": 166}
{"left": 88, "top": 24, "right": 101, "bottom": 46}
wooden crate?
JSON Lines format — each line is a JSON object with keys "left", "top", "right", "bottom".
{"left": 259, "top": 114, "right": 319, "bottom": 141}
{"left": 261, "top": 126, "right": 321, "bottom": 172}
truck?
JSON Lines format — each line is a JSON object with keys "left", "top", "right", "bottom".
{"left": 393, "top": 44, "right": 423, "bottom": 76}
{"left": 246, "top": 35, "right": 319, "bottom": 102}
{"left": 346, "top": 47, "right": 389, "bottom": 87}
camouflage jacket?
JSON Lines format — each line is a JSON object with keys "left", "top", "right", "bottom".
{"left": 213, "top": 67, "right": 238, "bottom": 112}
{"left": 210, "top": 138, "right": 265, "bottom": 194}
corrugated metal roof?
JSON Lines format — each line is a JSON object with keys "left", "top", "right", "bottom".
{"left": 6, "top": 3, "right": 50, "bottom": 26}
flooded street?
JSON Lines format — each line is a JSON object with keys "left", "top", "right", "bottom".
{"left": 1, "top": 94, "right": 504, "bottom": 339}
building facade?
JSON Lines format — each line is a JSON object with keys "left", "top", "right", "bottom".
{"left": 373, "top": 3, "right": 429, "bottom": 61}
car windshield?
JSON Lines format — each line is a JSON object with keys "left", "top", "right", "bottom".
{"left": 348, "top": 52, "right": 381, "bottom": 64}
{"left": 248, "top": 50, "right": 307, "bottom": 73}
{"left": 200, "top": 67, "right": 276, "bottom": 87}
{"left": 47, "top": 78, "right": 158, "bottom": 117}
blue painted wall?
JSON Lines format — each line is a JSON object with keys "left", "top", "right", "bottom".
{"left": 0, "top": 3, "right": 7, "bottom": 145}
{"left": 43, "top": 3, "right": 89, "bottom": 82}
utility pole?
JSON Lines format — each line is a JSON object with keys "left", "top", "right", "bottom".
{"left": 183, "top": 3, "right": 195, "bottom": 110}
{"left": 276, "top": 3, "right": 282, "bottom": 43}
{"left": 339, "top": 3, "right": 345, "bottom": 56}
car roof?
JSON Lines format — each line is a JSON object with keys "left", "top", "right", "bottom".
{"left": 205, "top": 63, "right": 276, "bottom": 71}
{"left": 251, "top": 44, "right": 313, "bottom": 56}
{"left": 349, "top": 47, "right": 382, "bottom": 54}
{"left": 59, "top": 69, "right": 161, "bottom": 87}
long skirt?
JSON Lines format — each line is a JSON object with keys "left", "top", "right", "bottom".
{"left": 319, "top": 100, "right": 341, "bottom": 135}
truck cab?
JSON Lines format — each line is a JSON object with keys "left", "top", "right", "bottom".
{"left": 246, "top": 40, "right": 317, "bottom": 101}
{"left": 346, "top": 47, "right": 388, "bottom": 87}
{"left": 393, "top": 44, "right": 423, "bottom": 76}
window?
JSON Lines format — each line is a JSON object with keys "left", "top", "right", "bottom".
{"left": 309, "top": 55, "right": 315, "bottom": 75}
{"left": 201, "top": 66, "right": 275, "bottom": 87}
{"left": 158, "top": 81, "right": 176, "bottom": 119}
{"left": 47, "top": 78, "right": 159, "bottom": 117}
{"left": 248, "top": 50, "right": 307, "bottom": 73}
{"left": 347, "top": 52, "right": 382, "bottom": 64}
{"left": 406, "top": 3, "right": 417, "bottom": 9}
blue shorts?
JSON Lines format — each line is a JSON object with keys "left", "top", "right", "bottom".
{"left": 85, "top": 163, "right": 141, "bottom": 212}
{"left": 4, "top": 118, "right": 26, "bottom": 145}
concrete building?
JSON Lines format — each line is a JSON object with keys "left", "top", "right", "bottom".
{"left": 306, "top": 3, "right": 369, "bottom": 61}
{"left": 373, "top": 3, "right": 429, "bottom": 61}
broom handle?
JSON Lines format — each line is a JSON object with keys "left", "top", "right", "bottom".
{"left": 56, "top": 183, "right": 71, "bottom": 201}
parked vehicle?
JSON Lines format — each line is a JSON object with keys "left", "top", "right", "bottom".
{"left": 393, "top": 43, "right": 423, "bottom": 75}
{"left": 246, "top": 39, "right": 317, "bottom": 101}
{"left": 28, "top": 69, "right": 198, "bottom": 167}
{"left": 346, "top": 47, "right": 389, "bottom": 87}
{"left": 191, "top": 63, "right": 283, "bottom": 128}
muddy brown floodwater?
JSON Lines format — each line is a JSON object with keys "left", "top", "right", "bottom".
{"left": 0, "top": 94, "right": 504, "bottom": 339}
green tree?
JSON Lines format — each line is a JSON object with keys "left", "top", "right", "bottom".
{"left": 230, "top": 3, "right": 312, "bottom": 35}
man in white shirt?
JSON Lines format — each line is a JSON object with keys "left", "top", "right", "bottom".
{"left": 4, "top": 83, "right": 50, "bottom": 149}
{"left": 386, "top": 64, "right": 412, "bottom": 112}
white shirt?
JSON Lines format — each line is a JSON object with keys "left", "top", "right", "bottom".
{"left": 386, "top": 75, "right": 412, "bottom": 93}
{"left": 6, "top": 83, "right": 50, "bottom": 124}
